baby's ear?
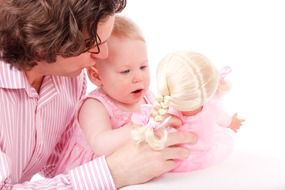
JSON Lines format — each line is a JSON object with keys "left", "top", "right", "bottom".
{"left": 87, "top": 66, "right": 102, "bottom": 87}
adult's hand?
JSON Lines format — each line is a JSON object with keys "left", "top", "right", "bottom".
{"left": 106, "top": 131, "right": 196, "bottom": 188}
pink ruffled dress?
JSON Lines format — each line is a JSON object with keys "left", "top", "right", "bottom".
{"left": 131, "top": 95, "right": 234, "bottom": 173}
{"left": 58, "top": 88, "right": 154, "bottom": 172}
{"left": 169, "top": 96, "right": 234, "bottom": 172}
{"left": 171, "top": 66, "right": 234, "bottom": 172}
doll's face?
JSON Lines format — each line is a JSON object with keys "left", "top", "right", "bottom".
{"left": 181, "top": 106, "right": 203, "bottom": 116}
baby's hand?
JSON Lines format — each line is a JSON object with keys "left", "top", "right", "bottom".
{"left": 229, "top": 113, "right": 245, "bottom": 133}
{"left": 162, "top": 115, "right": 182, "bottom": 129}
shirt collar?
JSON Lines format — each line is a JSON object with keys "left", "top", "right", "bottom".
{"left": 0, "top": 61, "right": 60, "bottom": 96}
{"left": 0, "top": 61, "right": 27, "bottom": 89}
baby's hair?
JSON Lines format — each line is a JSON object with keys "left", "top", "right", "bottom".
{"left": 87, "top": 15, "right": 145, "bottom": 85}
{"left": 112, "top": 15, "right": 145, "bottom": 42}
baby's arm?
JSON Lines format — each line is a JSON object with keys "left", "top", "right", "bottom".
{"left": 79, "top": 98, "right": 131, "bottom": 156}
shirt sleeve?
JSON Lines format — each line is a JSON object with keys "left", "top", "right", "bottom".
{"left": 0, "top": 150, "right": 12, "bottom": 189}
{"left": 1, "top": 149, "right": 115, "bottom": 189}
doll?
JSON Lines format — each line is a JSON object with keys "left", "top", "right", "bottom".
{"left": 131, "top": 51, "right": 244, "bottom": 172}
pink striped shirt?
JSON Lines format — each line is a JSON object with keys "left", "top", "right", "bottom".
{"left": 0, "top": 61, "right": 116, "bottom": 189}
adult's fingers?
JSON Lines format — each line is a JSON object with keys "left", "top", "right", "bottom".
{"left": 161, "top": 146, "right": 190, "bottom": 160}
{"left": 161, "top": 160, "right": 180, "bottom": 173}
{"left": 166, "top": 131, "right": 197, "bottom": 147}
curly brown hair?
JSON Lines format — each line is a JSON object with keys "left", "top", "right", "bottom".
{"left": 0, "top": 0, "right": 126, "bottom": 70}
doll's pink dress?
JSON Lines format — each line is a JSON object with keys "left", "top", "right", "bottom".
{"left": 169, "top": 96, "right": 234, "bottom": 172}
{"left": 132, "top": 95, "right": 234, "bottom": 173}
{"left": 170, "top": 66, "right": 234, "bottom": 172}
{"left": 58, "top": 88, "right": 154, "bottom": 172}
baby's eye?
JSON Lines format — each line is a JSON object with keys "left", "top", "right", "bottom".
{"left": 120, "top": 69, "right": 130, "bottom": 74}
{"left": 140, "top": 65, "right": 148, "bottom": 70}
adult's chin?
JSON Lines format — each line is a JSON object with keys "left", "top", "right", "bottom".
{"left": 64, "top": 70, "right": 83, "bottom": 77}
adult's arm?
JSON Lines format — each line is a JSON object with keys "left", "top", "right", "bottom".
{"left": 0, "top": 72, "right": 115, "bottom": 189}
{"left": 1, "top": 146, "right": 115, "bottom": 190}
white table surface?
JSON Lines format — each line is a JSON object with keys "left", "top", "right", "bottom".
{"left": 121, "top": 151, "right": 285, "bottom": 190}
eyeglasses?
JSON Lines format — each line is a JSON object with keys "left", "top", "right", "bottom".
{"left": 83, "top": 34, "right": 102, "bottom": 54}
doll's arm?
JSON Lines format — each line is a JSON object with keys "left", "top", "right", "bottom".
{"left": 228, "top": 113, "right": 245, "bottom": 133}
{"left": 215, "top": 105, "right": 245, "bottom": 132}
{"left": 79, "top": 98, "right": 131, "bottom": 156}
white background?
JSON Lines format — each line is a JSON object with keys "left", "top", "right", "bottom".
{"left": 98, "top": 0, "right": 285, "bottom": 159}
{"left": 33, "top": 0, "right": 285, "bottom": 182}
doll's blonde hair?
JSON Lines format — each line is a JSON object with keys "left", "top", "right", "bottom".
{"left": 156, "top": 51, "right": 219, "bottom": 112}
{"left": 131, "top": 95, "right": 171, "bottom": 150}
{"left": 132, "top": 51, "right": 221, "bottom": 150}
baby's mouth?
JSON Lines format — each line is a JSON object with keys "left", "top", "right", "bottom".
{"left": 132, "top": 89, "right": 143, "bottom": 94}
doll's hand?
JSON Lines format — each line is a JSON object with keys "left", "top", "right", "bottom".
{"left": 229, "top": 113, "right": 245, "bottom": 133}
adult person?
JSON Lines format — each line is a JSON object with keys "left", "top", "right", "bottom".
{"left": 0, "top": 0, "right": 196, "bottom": 189}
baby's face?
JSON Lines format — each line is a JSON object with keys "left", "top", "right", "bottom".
{"left": 95, "top": 36, "right": 150, "bottom": 107}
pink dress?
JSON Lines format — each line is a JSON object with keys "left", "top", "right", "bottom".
{"left": 169, "top": 96, "right": 234, "bottom": 172}
{"left": 171, "top": 67, "right": 234, "bottom": 172}
{"left": 59, "top": 88, "right": 154, "bottom": 172}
